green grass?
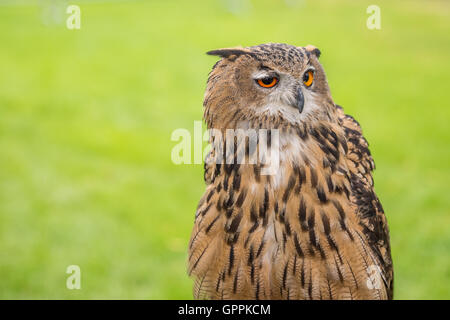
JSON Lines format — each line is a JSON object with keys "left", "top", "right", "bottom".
{"left": 0, "top": 0, "right": 449, "bottom": 299}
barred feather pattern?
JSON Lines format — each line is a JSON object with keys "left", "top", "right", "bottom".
{"left": 188, "top": 111, "right": 393, "bottom": 300}
{"left": 188, "top": 43, "right": 393, "bottom": 300}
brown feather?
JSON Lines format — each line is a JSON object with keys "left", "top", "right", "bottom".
{"left": 188, "top": 43, "right": 393, "bottom": 300}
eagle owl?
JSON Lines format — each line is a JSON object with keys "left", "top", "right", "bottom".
{"left": 188, "top": 43, "right": 393, "bottom": 300}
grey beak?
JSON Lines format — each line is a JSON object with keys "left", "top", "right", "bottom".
{"left": 295, "top": 87, "right": 304, "bottom": 113}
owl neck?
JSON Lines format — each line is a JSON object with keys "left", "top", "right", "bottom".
{"left": 210, "top": 120, "right": 350, "bottom": 198}
{"left": 258, "top": 121, "right": 350, "bottom": 191}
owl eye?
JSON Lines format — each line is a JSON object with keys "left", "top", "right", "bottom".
{"left": 303, "top": 70, "right": 314, "bottom": 87}
{"left": 256, "top": 77, "right": 278, "bottom": 88}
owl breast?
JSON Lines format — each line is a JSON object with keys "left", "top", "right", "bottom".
{"left": 190, "top": 123, "right": 389, "bottom": 299}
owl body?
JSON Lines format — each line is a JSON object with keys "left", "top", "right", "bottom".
{"left": 188, "top": 43, "right": 393, "bottom": 300}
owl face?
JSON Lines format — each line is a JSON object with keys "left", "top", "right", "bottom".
{"left": 204, "top": 43, "right": 336, "bottom": 130}
{"left": 247, "top": 60, "right": 316, "bottom": 123}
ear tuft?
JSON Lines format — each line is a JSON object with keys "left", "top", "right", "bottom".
{"left": 206, "top": 47, "right": 253, "bottom": 59}
{"left": 305, "top": 45, "right": 321, "bottom": 58}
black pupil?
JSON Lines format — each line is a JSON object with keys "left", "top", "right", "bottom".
{"left": 303, "top": 72, "right": 310, "bottom": 82}
{"left": 261, "top": 77, "right": 274, "bottom": 85}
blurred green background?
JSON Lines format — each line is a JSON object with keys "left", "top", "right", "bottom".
{"left": 0, "top": 0, "right": 449, "bottom": 299}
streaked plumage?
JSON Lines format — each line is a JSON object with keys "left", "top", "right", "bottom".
{"left": 188, "top": 43, "right": 393, "bottom": 300}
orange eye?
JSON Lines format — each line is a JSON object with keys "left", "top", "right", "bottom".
{"left": 257, "top": 77, "right": 278, "bottom": 88}
{"left": 303, "top": 70, "right": 314, "bottom": 87}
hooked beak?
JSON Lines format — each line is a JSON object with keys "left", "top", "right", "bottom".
{"left": 294, "top": 87, "right": 304, "bottom": 113}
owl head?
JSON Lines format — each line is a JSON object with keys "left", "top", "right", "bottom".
{"left": 203, "top": 43, "right": 337, "bottom": 132}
